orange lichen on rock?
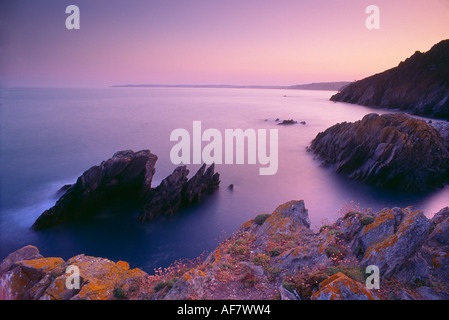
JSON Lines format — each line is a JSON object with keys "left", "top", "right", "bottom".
{"left": 312, "top": 272, "right": 376, "bottom": 300}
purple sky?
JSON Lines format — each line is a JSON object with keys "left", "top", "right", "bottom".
{"left": 1, "top": 0, "right": 448, "bottom": 87}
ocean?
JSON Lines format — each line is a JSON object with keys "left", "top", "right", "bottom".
{"left": 1, "top": 87, "right": 448, "bottom": 273}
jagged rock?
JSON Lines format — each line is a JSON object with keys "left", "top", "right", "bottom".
{"left": 357, "top": 208, "right": 404, "bottom": 253}
{"left": 330, "top": 39, "right": 449, "bottom": 120}
{"left": 309, "top": 113, "right": 449, "bottom": 191}
{"left": 311, "top": 272, "right": 377, "bottom": 300}
{"left": 140, "top": 166, "right": 189, "bottom": 221}
{"left": 139, "top": 163, "right": 220, "bottom": 221}
{"left": 32, "top": 150, "right": 220, "bottom": 229}
{"left": 32, "top": 150, "right": 158, "bottom": 230}
{"left": 182, "top": 163, "right": 220, "bottom": 205}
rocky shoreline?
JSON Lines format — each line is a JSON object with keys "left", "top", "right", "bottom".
{"left": 309, "top": 113, "right": 449, "bottom": 191}
{"left": 1, "top": 200, "right": 448, "bottom": 300}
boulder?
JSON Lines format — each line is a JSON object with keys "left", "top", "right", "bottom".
{"left": 0, "top": 246, "right": 147, "bottom": 300}
{"left": 309, "top": 113, "right": 449, "bottom": 191}
{"left": 0, "top": 245, "right": 42, "bottom": 276}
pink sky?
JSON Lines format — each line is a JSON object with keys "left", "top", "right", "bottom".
{"left": 2, "top": 0, "right": 449, "bottom": 87}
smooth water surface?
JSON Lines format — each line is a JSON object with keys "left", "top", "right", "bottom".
{"left": 1, "top": 87, "right": 448, "bottom": 272}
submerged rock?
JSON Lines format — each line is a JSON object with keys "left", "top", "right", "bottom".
{"left": 309, "top": 113, "right": 449, "bottom": 191}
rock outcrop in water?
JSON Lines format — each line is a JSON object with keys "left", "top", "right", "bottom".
{"left": 309, "top": 113, "right": 449, "bottom": 191}
{"left": 32, "top": 150, "right": 220, "bottom": 230}
{"left": 139, "top": 163, "right": 220, "bottom": 221}
{"left": 32, "top": 150, "right": 158, "bottom": 230}
{"left": 330, "top": 39, "right": 449, "bottom": 120}
{"left": 5, "top": 201, "right": 448, "bottom": 300}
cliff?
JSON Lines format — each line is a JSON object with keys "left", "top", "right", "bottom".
{"left": 309, "top": 113, "right": 449, "bottom": 191}
{"left": 3, "top": 200, "right": 448, "bottom": 300}
{"left": 330, "top": 39, "right": 449, "bottom": 120}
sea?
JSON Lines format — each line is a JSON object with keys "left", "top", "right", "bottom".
{"left": 1, "top": 87, "right": 448, "bottom": 273}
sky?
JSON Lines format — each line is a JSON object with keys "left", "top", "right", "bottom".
{"left": 1, "top": 0, "right": 448, "bottom": 88}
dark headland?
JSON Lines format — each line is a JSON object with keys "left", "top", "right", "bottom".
{"left": 330, "top": 39, "right": 449, "bottom": 120}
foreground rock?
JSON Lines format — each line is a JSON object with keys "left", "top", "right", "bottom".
{"left": 32, "top": 150, "right": 220, "bottom": 229}
{"left": 330, "top": 39, "right": 449, "bottom": 120}
{"left": 309, "top": 113, "right": 449, "bottom": 191}
{"left": 4, "top": 201, "right": 448, "bottom": 300}
{"left": 163, "top": 201, "right": 449, "bottom": 300}
{"left": 0, "top": 245, "right": 146, "bottom": 300}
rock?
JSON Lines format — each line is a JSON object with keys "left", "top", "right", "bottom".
{"left": 33, "top": 150, "right": 220, "bottom": 228}
{"left": 416, "top": 286, "right": 449, "bottom": 300}
{"left": 139, "top": 163, "right": 220, "bottom": 221}
{"left": 139, "top": 166, "right": 189, "bottom": 221}
{"left": 0, "top": 245, "right": 42, "bottom": 276}
{"left": 309, "top": 113, "right": 449, "bottom": 191}
{"left": 279, "top": 285, "right": 300, "bottom": 300}
{"left": 258, "top": 200, "right": 311, "bottom": 233}
{"left": 55, "top": 184, "right": 72, "bottom": 198}
{"left": 3, "top": 202, "right": 449, "bottom": 300}
{"left": 181, "top": 163, "right": 220, "bottom": 205}
{"left": 278, "top": 119, "right": 298, "bottom": 125}
{"left": 357, "top": 208, "right": 404, "bottom": 253}
{"left": 361, "top": 209, "right": 431, "bottom": 279}
{"left": 311, "top": 272, "right": 377, "bottom": 300}
{"left": 427, "top": 216, "right": 449, "bottom": 247}
{"left": 0, "top": 256, "right": 65, "bottom": 300}
{"left": 431, "top": 207, "right": 449, "bottom": 226}
{"left": 330, "top": 39, "right": 449, "bottom": 120}
{"left": 0, "top": 246, "right": 147, "bottom": 300}
{"left": 32, "top": 150, "right": 158, "bottom": 230}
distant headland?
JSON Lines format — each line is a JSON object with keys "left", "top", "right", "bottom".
{"left": 110, "top": 82, "right": 351, "bottom": 91}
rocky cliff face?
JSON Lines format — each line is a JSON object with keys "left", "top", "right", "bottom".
{"left": 32, "top": 150, "right": 220, "bottom": 230}
{"left": 330, "top": 39, "right": 449, "bottom": 120}
{"left": 309, "top": 113, "right": 449, "bottom": 191}
{"left": 5, "top": 200, "right": 448, "bottom": 300}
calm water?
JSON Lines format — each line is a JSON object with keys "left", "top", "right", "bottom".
{"left": 1, "top": 87, "right": 448, "bottom": 273}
